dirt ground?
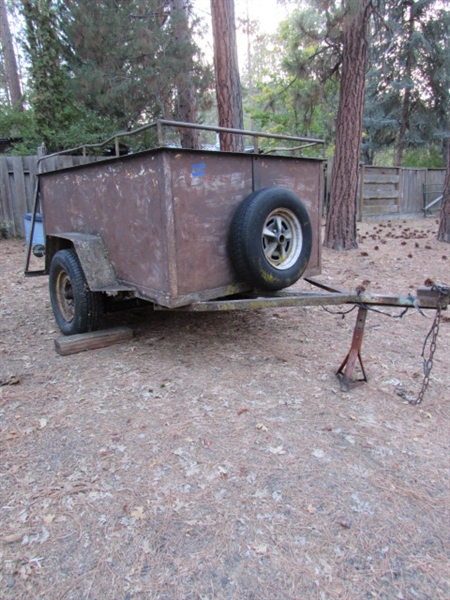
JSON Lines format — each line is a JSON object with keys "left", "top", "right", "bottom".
{"left": 0, "top": 217, "right": 449, "bottom": 600}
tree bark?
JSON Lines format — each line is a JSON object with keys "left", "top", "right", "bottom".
{"left": 210, "top": 0, "right": 244, "bottom": 152}
{"left": 0, "top": 0, "right": 23, "bottom": 110}
{"left": 394, "top": 1, "right": 414, "bottom": 167}
{"left": 170, "top": 0, "right": 200, "bottom": 149}
{"left": 437, "top": 145, "right": 450, "bottom": 243}
{"left": 324, "top": 0, "right": 372, "bottom": 251}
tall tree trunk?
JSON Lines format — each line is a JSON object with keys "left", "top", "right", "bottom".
{"left": 437, "top": 145, "right": 450, "bottom": 243}
{"left": 394, "top": 1, "right": 414, "bottom": 167}
{"left": 0, "top": 0, "right": 23, "bottom": 110}
{"left": 324, "top": 0, "right": 372, "bottom": 250}
{"left": 170, "top": 0, "right": 200, "bottom": 149}
{"left": 210, "top": 0, "right": 244, "bottom": 152}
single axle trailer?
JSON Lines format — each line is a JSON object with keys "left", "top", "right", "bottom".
{"left": 24, "top": 120, "right": 449, "bottom": 398}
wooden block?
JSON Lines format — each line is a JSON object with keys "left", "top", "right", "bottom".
{"left": 54, "top": 326, "right": 133, "bottom": 356}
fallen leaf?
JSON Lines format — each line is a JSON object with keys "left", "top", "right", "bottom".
{"left": 3, "top": 532, "right": 25, "bottom": 544}
{"left": 307, "top": 504, "right": 316, "bottom": 514}
{"left": 43, "top": 514, "right": 55, "bottom": 525}
{"left": 131, "top": 506, "right": 146, "bottom": 520}
{"left": 38, "top": 418, "right": 48, "bottom": 429}
{"left": 254, "top": 544, "right": 268, "bottom": 555}
{"left": 339, "top": 521, "right": 351, "bottom": 529}
{"left": 0, "top": 375, "right": 20, "bottom": 387}
{"left": 217, "top": 465, "right": 228, "bottom": 476}
{"left": 268, "top": 446, "right": 286, "bottom": 455}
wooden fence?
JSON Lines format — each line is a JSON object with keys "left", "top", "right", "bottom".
{"left": 0, "top": 155, "right": 447, "bottom": 238}
{"left": 357, "top": 165, "right": 445, "bottom": 220}
{"left": 0, "top": 155, "right": 99, "bottom": 238}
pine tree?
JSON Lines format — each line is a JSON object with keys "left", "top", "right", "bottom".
{"left": 170, "top": 0, "right": 200, "bottom": 148}
{"left": 0, "top": 0, "right": 23, "bottom": 109}
{"left": 324, "top": 0, "right": 373, "bottom": 250}
{"left": 20, "top": 0, "right": 72, "bottom": 150}
{"left": 437, "top": 149, "right": 450, "bottom": 244}
{"left": 210, "top": 0, "right": 244, "bottom": 151}
{"left": 59, "top": 0, "right": 211, "bottom": 135}
{"left": 364, "top": 0, "right": 449, "bottom": 166}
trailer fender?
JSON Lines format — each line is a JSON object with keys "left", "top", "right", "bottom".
{"left": 46, "top": 233, "right": 131, "bottom": 294}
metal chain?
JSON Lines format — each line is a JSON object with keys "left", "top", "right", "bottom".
{"left": 410, "top": 303, "right": 442, "bottom": 405}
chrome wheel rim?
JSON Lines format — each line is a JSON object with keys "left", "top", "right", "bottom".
{"left": 261, "top": 208, "right": 303, "bottom": 270}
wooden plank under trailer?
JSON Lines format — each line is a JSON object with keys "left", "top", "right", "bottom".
{"left": 153, "top": 277, "right": 450, "bottom": 393}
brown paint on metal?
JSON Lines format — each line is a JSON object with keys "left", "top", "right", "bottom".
{"left": 40, "top": 148, "right": 323, "bottom": 308}
{"left": 336, "top": 306, "right": 368, "bottom": 391}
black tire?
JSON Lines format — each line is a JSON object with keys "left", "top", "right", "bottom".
{"left": 229, "top": 187, "right": 313, "bottom": 291}
{"left": 49, "top": 248, "right": 104, "bottom": 335}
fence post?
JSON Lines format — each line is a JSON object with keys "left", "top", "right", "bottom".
{"left": 358, "top": 165, "right": 365, "bottom": 222}
{"left": 37, "top": 143, "right": 46, "bottom": 173}
{"left": 397, "top": 167, "right": 402, "bottom": 214}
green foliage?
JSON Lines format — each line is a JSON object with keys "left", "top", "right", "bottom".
{"left": 242, "top": 15, "right": 339, "bottom": 152}
{"left": 246, "top": 1, "right": 449, "bottom": 166}
{"left": 401, "top": 146, "right": 446, "bottom": 169}
{"left": 20, "top": 0, "right": 73, "bottom": 151}
{"left": 364, "top": 0, "right": 449, "bottom": 164}
{"left": 0, "top": 102, "right": 119, "bottom": 154}
{"left": 0, "top": 105, "right": 39, "bottom": 154}
{"left": 58, "top": 0, "right": 213, "bottom": 129}
{"left": 372, "top": 145, "right": 445, "bottom": 168}
{"left": 10, "top": 0, "right": 212, "bottom": 153}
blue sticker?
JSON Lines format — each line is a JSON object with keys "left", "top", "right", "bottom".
{"left": 192, "top": 162, "right": 206, "bottom": 178}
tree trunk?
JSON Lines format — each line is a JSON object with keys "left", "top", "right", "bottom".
{"left": 210, "top": 0, "right": 244, "bottom": 152}
{"left": 394, "top": 2, "right": 414, "bottom": 167}
{"left": 170, "top": 0, "right": 200, "bottom": 149}
{"left": 324, "top": 0, "right": 372, "bottom": 251}
{"left": 437, "top": 145, "right": 450, "bottom": 243}
{"left": 0, "top": 0, "right": 23, "bottom": 110}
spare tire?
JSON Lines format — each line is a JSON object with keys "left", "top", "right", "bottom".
{"left": 229, "top": 187, "right": 313, "bottom": 291}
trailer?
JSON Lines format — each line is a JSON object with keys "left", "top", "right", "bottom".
{"left": 24, "top": 120, "right": 448, "bottom": 397}
{"left": 26, "top": 121, "right": 325, "bottom": 328}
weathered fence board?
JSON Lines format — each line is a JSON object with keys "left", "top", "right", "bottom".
{"left": 363, "top": 172, "right": 400, "bottom": 185}
{"left": 363, "top": 185, "right": 399, "bottom": 199}
{"left": 358, "top": 166, "right": 401, "bottom": 219}
{"left": 0, "top": 158, "right": 15, "bottom": 236}
{"left": 400, "top": 168, "right": 427, "bottom": 214}
{"left": 11, "top": 157, "right": 29, "bottom": 234}
{"left": 356, "top": 165, "right": 444, "bottom": 220}
{"left": 0, "top": 155, "right": 99, "bottom": 237}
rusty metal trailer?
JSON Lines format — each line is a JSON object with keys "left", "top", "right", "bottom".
{"left": 26, "top": 120, "right": 325, "bottom": 320}
{"left": 24, "top": 120, "right": 448, "bottom": 397}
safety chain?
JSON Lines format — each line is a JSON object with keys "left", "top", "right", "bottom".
{"left": 410, "top": 285, "right": 447, "bottom": 405}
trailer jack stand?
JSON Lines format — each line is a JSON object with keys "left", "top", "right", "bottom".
{"left": 336, "top": 306, "right": 369, "bottom": 392}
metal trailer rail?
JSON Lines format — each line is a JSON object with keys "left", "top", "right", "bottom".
{"left": 423, "top": 183, "right": 443, "bottom": 217}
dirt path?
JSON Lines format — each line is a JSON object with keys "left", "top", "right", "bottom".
{"left": 1, "top": 217, "right": 449, "bottom": 599}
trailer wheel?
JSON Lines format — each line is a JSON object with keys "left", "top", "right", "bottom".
{"left": 229, "top": 187, "right": 313, "bottom": 291}
{"left": 49, "top": 249, "right": 104, "bottom": 335}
